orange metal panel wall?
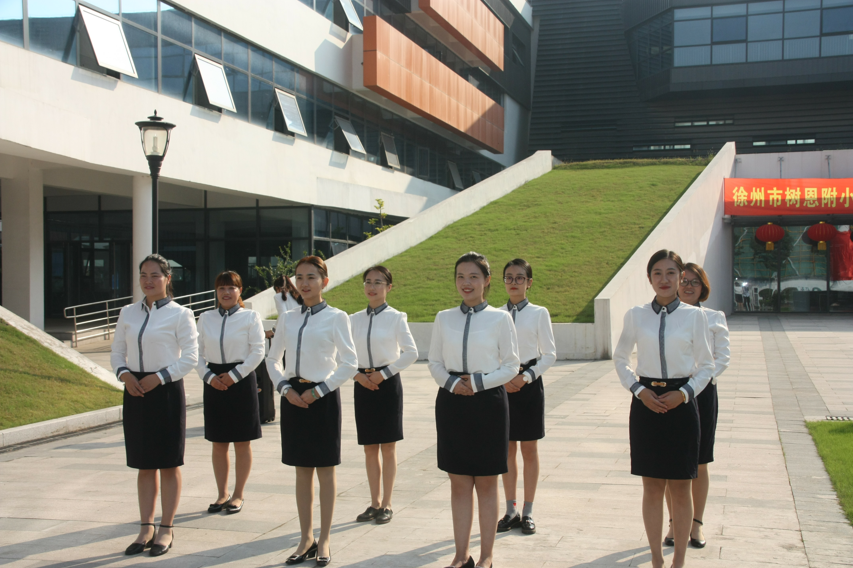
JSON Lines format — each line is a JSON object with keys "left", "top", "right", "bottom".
{"left": 419, "top": 0, "right": 504, "bottom": 72}
{"left": 363, "top": 16, "right": 504, "bottom": 155}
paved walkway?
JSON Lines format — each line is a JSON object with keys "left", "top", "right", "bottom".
{"left": 1, "top": 314, "right": 852, "bottom": 567}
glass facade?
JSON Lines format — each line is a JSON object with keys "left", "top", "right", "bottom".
{"left": 733, "top": 224, "right": 853, "bottom": 313}
{"left": 629, "top": 0, "right": 853, "bottom": 78}
{"left": 0, "top": 0, "right": 503, "bottom": 189}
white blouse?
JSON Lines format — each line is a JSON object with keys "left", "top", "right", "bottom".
{"left": 349, "top": 303, "right": 418, "bottom": 378}
{"left": 613, "top": 297, "right": 715, "bottom": 402}
{"left": 699, "top": 306, "right": 731, "bottom": 384}
{"left": 498, "top": 299, "right": 557, "bottom": 383}
{"left": 274, "top": 291, "right": 301, "bottom": 317}
{"left": 196, "top": 305, "right": 265, "bottom": 384}
{"left": 111, "top": 297, "right": 199, "bottom": 385}
{"left": 266, "top": 301, "right": 358, "bottom": 397}
{"left": 428, "top": 301, "right": 520, "bottom": 393}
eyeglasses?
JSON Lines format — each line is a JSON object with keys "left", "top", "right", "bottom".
{"left": 680, "top": 279, "right": 701, "bottom": 287}
{"left": 503, "top": 276, "right": 528, "bottom": 285}
{"left": 363, "top": 280, "right": 388, "bottom": 288}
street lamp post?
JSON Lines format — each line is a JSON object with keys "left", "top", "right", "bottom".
{"left": 135, "top": 111, "right": 176, "bottom": 254}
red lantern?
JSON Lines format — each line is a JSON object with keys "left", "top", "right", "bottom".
{"left": 807, "top": 222, "right": 838, "bottom": 251}
{"left": 755, "top": 223, "right": 785, "bottom": 251}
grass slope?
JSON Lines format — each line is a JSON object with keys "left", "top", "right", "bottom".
{"left": 0, "top": 320, "right": 123, "bottom": 430}
{"left": 325, "top": 161, "right": 706, "bottom": 322}
{"left": 806, "top": 421, "right": 853, "bottom": 524}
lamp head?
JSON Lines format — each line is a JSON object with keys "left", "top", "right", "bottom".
{"left": 135, "top": 110, "right": 176, "bottom": 160}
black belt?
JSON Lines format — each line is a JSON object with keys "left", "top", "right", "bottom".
{"left": 358, "top": 365, "right": 388, "bottom": 374}
{"left": 639, "top": 377, "right": 689, "bottom": 391}
{"left": 519, "top": 358, "right": 537, "bottom": 373}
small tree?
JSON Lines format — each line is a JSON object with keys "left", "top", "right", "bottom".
{"left": 363, "top": 198, "right": 393, "bottom": 239}
{"left": 255, "top": 244, "right": 298, "bottom": 289}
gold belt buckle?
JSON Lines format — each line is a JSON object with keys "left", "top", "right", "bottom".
{"left": 299, "top": 379, "right": 312, "bottom": 384}
{"left": 363, "top": 368, "right": 375, "bottom": 374}
{"left": 651, "top": 381, "right": 667, "bottom": 387}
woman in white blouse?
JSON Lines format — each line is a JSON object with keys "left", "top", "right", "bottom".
{"left": 350, "top": 266, "right": 418, "bottom": 526}
{"left": 497, "top": 259, "right": 556, "bottom": 537}
{"left": 266, "top": 275, "right": 301, "bottom": 340}
{"left": 111, "top": 254, "right": 198, "bottom": 558}
{"left": 613, "top": 249, "right": 715, "bottom": 568}
{"left": 266, "top": 256, "right": 357, "bottom": 567}
{"left": 664, "top": 262, "right": 730, "bottom": 549}
{"left": 429, "top": 252, "right": 520, "bottom": 568}
{"left": 196, "top": 271, "right": 265, "bottom": 515}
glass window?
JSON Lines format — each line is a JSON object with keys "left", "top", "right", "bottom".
{"left": 713, "top": 3, "right": 747, "bottom": 16}
{"left": 748, "top": 39, "right": 783, "bottom": 60}
{"left": 447, "top": 161, "right": 464, "bottom": 189}
{"left": 161, "top": 2, "right": 192, "bottom": 45}
{"left": 224, "top": 66, "right": 249, "bottom": 121}
{"left": 315, "top": 104, "right": 335, "bottom": 149}
{"left": 250, "top": 46, "right": 273, "bottom": 81}
{"left": 78, "top": 6, "right": 137, "bottom": 76}
{"left": 675, "top": 20, "right": 711, "bottom": 46}
{"left": 364, "top": 123, "right": 380, "bottom": 163}
{"left": 348, "top": 215, "right": 363, "bottom": 242}
{"left": 784, "top": 36, "right": 820, "bottom": 57}
{"left": 159, "top": 209, "right": 204, "bottom": 240}
{"left": 275, "top": 90, "right": 308, "bottom": 136}
{"left": 295, "top": 68, "right": 314, "bottom": 98}
{"left": 714, "top": 17, "right": 747, "bottom": 42}
{"left": 313, "top": 209, "right": 329, "bottom": 238}
{"left": 208, "top": 208, "right": 256, "bottom": 239}
{"left": 784, "top": 0, "right": 820, "bottom": 10}
{"left": 823, "top": 7, "right": 853, "bottom": 34}
{"left": 674, "top": 45, "right": 711, "bottom": 65}
{"left": 784, "top": 10, "right": 820, "bottom": 37}
{"left": 713, "top": 42, "right": 747, "bottom": 62}
{"left": 296, "top": 97, "right": 315, "bottom": 143}
{"left": 824, "top": 0, "right": 853, "bottom": 6}
{"left": 122, "top": 23, "right": 157, "bottom": 91}
{"left": 339, "top": 0, "right": 363, "bottom": 30}
{"left": 674, "top": 7, "right": 712, "bottom": 20}
{"left": 335, "top": 116, "right": 366, "bottom": 153}
{"left": 195, "top": 55, "right": 236, "bottom": 111}
{"left": 259, "top": 208, "right": 310, "bottom": 239}
{"left": 223, "top": 33, "right": 248, "bottom": 71}
{"left": 748, "top": 13, "right": 783, "bottom": 40}
{"left": 418, "top": 147, "right": 430, "bottom": 178}
{"left": 0, "top": 0, "right": 24, "bottom": 47}
{"left": 274, "top": 57, "right": 296, "bottom": 91}
{"left": 748, "top": 1, "right": 783, "bottom": 13}
{"left": 822, "top": 34, "right": 853, "bottom": 56}
{"left": 330, "top": 212, "right": 347, "bottom": 240}
{"left": 122, "top": 0, "right": 157, "bottom": 31}
{"left": 380, "top": 133, "right": 400, "bottom": 168}
{"left": 28, "top": 0, "right": 77, "bottom": 63}
{"left": 404, "top": 139, "right": 417, "bottom": 176}
{"left": 313, "top": 239, "right": 333, "bottom": 259}
{"left": 250, "top": 78, "right": 275, "bottom": 128}
{"left": 161, "top": 38, "right": 193, "bottom": 102}
{"left": 194, "top": 18, "right": 221, "bottom": 59}
{"left": 87, "top": 0, "right": 119, "bottom": 13}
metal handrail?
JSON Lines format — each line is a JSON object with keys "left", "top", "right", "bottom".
{"left": 63, "top": 290, "right": 216, "bottom": 348}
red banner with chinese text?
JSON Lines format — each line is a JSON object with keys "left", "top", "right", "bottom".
{"left": 724, "top": 178, "right": 853, "bottom": 216}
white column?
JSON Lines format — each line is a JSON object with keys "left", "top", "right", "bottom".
{"left": 132, "top": 175, "right": 153, "bottom": 302}
{"left": 1, "top": 163, "right": 44, "bottom": 328}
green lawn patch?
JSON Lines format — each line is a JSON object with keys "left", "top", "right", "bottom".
{"left": 806, "top": 420, "right": 853, "bottom": 524}
{"left": 0, "top": 320, "right": 123, "bottom": 430}
{"left": 325, "top": 163, "right": 705, "bottom": 322}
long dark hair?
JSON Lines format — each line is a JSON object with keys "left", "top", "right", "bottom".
{"left": 274, "top": 274, "right": 303, "bottom": 305}
{"left": 139, "top": 254, "right": 174, "bottom": 297}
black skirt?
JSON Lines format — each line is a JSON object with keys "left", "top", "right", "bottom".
{"left": 435, "top": 384, "right": 509, "bottom": 476}
{"left": 508, "top": 359, "right": 545, "bottom": 441}
{"left": 203, "top": 362, "right": 262, "bottom": 443}
{"left": 354, "top": 371, "right": 404, "bottom": 445}
{"left": 629, "top": 378, "right": 700, "bottom": 480}
{"left": 280, "top": 378, "right": 342, "bottom": 467}
{"left": 123, "top": 371, "right": 185, "bottom": 470}
{"left": 697, "top": 382, "right": 718, "bottom": 465}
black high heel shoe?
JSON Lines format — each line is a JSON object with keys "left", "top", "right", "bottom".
{"left": 208, "top": 494, "right": 231, "bottom": 513}
{"left": 224, "top": 498, "right": 244, "bottom": 514}
{"left": 689, "top": 518, "right": 706, "bottom": 548}
{"left": 149, "top": 524, "right": 174, "bottom": 557}
{"left": 663, "top": 518, "right": 674, "bottom": 547}
{"left": 316, "top": 545, "right": 332, "bottom": 566}
{"left": 124, "top": 523, "right": 155, "bottom": 555}
{"left": 284, "top": 540, "right": 317, "bottom": 565}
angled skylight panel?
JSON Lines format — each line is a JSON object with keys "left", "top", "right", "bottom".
{"left": 380, "top": 133, "right": 401, "bottom": 169}
{"left": 472, "top": 170, "right": 483, "bottom": 184}
{"left": 78, "top": 5, "right": 137, "bottom": 77}
{"left": 275, "top": 89, "right": 307, "bottom": 136}
{"left": 448, "top": 161, "right": 464, "bottom": 189}
{"left": 335, "top": 116, "right": 366, "bottom": 154}
{"left": 338, "top": 0, "right": 363, "bottom": 31}
{"left": 194, "top": 54, "right": 236, "bottom": 112}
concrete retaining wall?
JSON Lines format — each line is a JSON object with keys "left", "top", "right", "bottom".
{"left": 593, "top": 143, "right": 737, "bottom": 359}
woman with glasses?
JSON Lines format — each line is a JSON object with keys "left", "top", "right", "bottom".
{"left": 196, "top": 271, "right": 265, "bottom": 516}
{"left": 111, "top": 254, "right": 198, "bottom": 557}
{"left": 496, "top": 259, "right": 556, "bottom": 536}
{"left": 266, "top": 256, "right": 358, "bottom": 567}
{"left": 664, "top": 263, "right": 730, "bottom": 550}
{"left": 350, "top": 266, "right": 418, "bottom": 525}
{"left": 429, "top": 251, "right": 520, "bottom": 568}
{"left": 613, "top": 249, "right": 715, "bottom": 568}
